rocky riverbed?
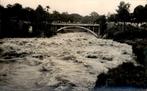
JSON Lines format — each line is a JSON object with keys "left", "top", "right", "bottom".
{"left": 0, "top": 32, "right": 136, "bottom": 91}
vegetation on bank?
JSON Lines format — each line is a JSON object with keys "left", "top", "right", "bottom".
{"left": 94, "top": 62, "right": 147, "bottom": 89}
{"left": 105, "top": 24, "right": 147, "bottom": 40}
{"left": 0, "top": 3, "right": 100, "bottom": 37}
{"left": 0, "top": 1, "right": 147, "bottom": 38}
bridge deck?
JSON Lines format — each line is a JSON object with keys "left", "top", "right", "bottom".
{"left": 52, "top": 23, "right": 99, "bottom": 27}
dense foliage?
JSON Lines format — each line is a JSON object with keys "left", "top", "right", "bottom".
{"left": 0, "top": 4, "right": 54, "bottom": 37}
{"left": 108, "top": 1, "right": 147, "bottom": 24}
{"left": 95, "top": 62, "right": 147, "bottom": 88}
{"left": 0, "top": 1, "right": 147, "bottom": 37}
{"left": 0, "top": 4, "right": 101, "bottom": 37}
{"left": 106, "top": 1, "right": 147, "bottom": 40}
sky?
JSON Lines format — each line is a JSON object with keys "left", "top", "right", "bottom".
{"left": 1, "top": 0, "right": 147, "bottom": 16}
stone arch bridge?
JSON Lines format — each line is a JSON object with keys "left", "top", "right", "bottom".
{"left": 51, "top": 23, "right": 100, "bottom": 37}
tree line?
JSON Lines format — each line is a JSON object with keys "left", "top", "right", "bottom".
{"left": 0, "top": 2, "right": 147, "bottom": 37}
{"left": 105, "top": 1, "right": 147, "bottom": 40}
{"left": 108, "top": 1, "right": 147, "bottom": 26}
{"left": 0, "top": 3, "right": 101, "bottom": 37}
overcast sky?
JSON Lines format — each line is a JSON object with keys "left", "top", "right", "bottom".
{"left": 1, "top": 0, "right": 147, "bottom": 16}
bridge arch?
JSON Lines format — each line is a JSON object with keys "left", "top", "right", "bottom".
{"left": 57, "top": 26, "right": 98, "bottom": 38}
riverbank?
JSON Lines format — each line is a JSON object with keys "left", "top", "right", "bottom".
{"left": 87, "top": 22, "right": 147, "bottom": 89}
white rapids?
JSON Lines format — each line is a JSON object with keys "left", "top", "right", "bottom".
{"left": 0, "top": 32, "right": 135, "bottom": 91}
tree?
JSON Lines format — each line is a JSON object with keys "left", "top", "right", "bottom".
{"left": 81, "top": 12, "right": 99, "bottom": 24}
{"left": 51, "top": 10, "right": 61, "bottom": 22}
{"left": 116, "top": 1, "right": 130, "bottom": 31}
{"left": 12, "top": 3, "right": 23, "bottom": 19}
{"left": 23, "top": 7, "right": 35, "bottom": 22}
{"left": 108, "top": 14, "right": 117, "bottom": 22}
{"left": 90, "top": 11, "right": 99, "bottom": 17}
{"left": 33, "top": 5, "right": 45, "bottom": 36}
{"left": 35, "top": 5, "right": 45, "bottom": 22}
{"left": 145, "top": 4, "right": 147, "bottom": 22}
{"left": 60, "top": 12, "right": 70, "bottom": 22}
{"left": 90, "top": 11, "right": 99, "bottom": 23}
{"left": 0, "top": 5, "right": 4, "bottom": 18}
{"left": 81, "top": 16, "right": 91, "bottom": 23}
{"left": 96, "top": 15, "right": 107, "bottom": 36}
{"left": 133, "top": 5, "right": 145, "bottom": 24}
{"left": 0, "top": 5, "right": 4, "bottom": 37}
{"left": 69, "top": 13, "right": 82, "bottom": 23}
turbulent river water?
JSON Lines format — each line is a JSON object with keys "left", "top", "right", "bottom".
{"left": 0, "top": 32, "right": 138, "bottom": 91}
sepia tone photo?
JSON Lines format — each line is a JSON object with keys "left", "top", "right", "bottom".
{"left": 0, "top": 0, "right": 147, "bottom": 91}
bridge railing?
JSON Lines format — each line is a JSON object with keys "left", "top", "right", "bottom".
{"left": 51, "top": 23, "right": 99, "bottom": 27}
